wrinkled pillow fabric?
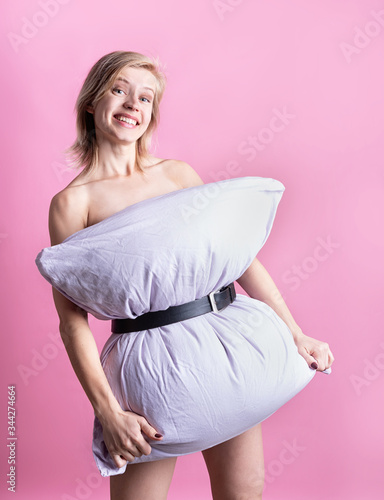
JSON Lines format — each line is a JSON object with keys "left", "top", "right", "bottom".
{"left": 36, "top": 176, "right": 285, "bottom": 320}
{"left": 35, "top": 176, "right": 319, "bottom": 477}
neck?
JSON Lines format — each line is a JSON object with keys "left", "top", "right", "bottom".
{"left": 93, "top": 135, "right": 142, "bottom": 178}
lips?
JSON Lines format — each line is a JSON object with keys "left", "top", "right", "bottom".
{"left": 114, "top": 113, "right": 139, "bottom": 125}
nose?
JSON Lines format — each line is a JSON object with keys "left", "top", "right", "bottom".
{"left": 123, "top": 93, "right": 139, "bottom": 111}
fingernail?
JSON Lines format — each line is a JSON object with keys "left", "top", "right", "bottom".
{"left": 311, "top": 362, "right": 318, "bottom": 369}
{"left": 155, "top": 433, "right": 163, "bottom": 438}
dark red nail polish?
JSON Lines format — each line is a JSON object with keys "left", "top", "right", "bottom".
{"left": 311, "top": 362, "right": 318, "bottom": 369}
{"left": 155, "top": 433, "right": 163, "bottom": 438}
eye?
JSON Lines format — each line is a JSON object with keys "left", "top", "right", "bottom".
{"left": 112, "top": 87, "right": 125, "bottom": 95}
{"left": 140, "top": 96, "right": 151, "bottom": 103}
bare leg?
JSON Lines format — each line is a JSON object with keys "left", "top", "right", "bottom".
{"left": 202, "top": 423, "right": 265, "bottom": 500}
{"left": 110, "top": 457, "right": 177, "bottom": 500}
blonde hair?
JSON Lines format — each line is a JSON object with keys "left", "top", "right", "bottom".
{"left": 65, "top": 51, "right": 167, "bottom": 174}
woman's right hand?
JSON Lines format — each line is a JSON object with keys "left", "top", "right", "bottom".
{"left": 99, "top": 408, "right": 164, "bottom": 468}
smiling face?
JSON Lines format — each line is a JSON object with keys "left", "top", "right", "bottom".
{"left": 88, "top": 65, "right": 157, "bottom": 146}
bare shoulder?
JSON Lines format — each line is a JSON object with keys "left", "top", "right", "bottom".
{"left": 160, "top": 159, "right": 205, "bottom": 188}
{"left": 49, "top": 184, "right": 89, "bottom": 246}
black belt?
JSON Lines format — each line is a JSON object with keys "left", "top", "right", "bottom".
{"left": 111, "top": 282, "right": 236, "bottom": 334}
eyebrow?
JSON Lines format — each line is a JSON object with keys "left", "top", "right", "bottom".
{"left": 115, "top": 77, "right": 155, "bottom": 95}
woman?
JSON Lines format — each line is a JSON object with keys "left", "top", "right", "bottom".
{"left": 47, "top": 51, "right": 334, "bottom": 499}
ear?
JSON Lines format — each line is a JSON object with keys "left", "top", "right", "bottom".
{"left": 86, "top": 104, "right": 94, "bottom": 114}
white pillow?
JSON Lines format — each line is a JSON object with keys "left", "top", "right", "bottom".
{"left": 35, "top": 176, "right": 285, "bottom": 320}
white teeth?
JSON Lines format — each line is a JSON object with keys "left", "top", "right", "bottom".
{"left": 115, "top": 116, "right": 137, "bottom": 125}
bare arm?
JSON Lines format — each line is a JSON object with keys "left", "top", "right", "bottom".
{"left": 49, "top": 190, "right": 163, "bottom": 468}
{"left": 236, "top": 257, "right": 303, "bottom": 339}
{"left": 236, "top": 256, "right": 334, "bottom": 372}
{"left": 49, "top": 191, "right": 120, "bottom": 419}
{"left": 51, "top": 287, "right": 123, "bottom": 422}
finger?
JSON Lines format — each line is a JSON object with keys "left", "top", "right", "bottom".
{"left": 312, "top": 355, "right": 330, "bottom": 371}
{"left": 328, "top": 349, "right": 335, "bottom": 365}
{"left": 127, "top": 444, "right": 144, "bottom": 458}
{"left": 324, "top": 350, "right": 335, "bottom": 371}
{"left": 315, "top": 346, "right": 333, "bottom": 371}
{"left": 310, "top": 358, "right": 319, "bottom": 370}
{"left": 306, "top": 348, "right": 329, "bottom": 371}
{"left": 114, "top": 447, "right": 139, "bottom": 467}
{"left": 138, "top": 417, "right": 164, "bottom": 442}
{"left": 113, "top": 454, "right": 128, "bottom": 468}
{"left": 126, "top": 429, "right": 154, "bottom": 457}
{"left": 297, "top": 346, "right": 319, "bottom": 370}
{"left": 307, "top": 353, "right": 322, "bottom": 371}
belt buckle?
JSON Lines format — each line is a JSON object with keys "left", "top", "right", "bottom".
{"left": 208, "top": 287, "right": 222, "bottom": 313}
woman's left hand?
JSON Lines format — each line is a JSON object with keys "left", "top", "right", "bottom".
{"left": 293, "top": 332, "right": 335, "bottom": 372}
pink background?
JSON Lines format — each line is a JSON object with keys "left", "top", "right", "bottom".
{"left": 1, "top": 0, "right": 383, "bottom": 498}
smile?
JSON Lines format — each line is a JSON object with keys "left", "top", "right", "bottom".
{"left": 114, "top": 115, "right": 139, "bottom": 126}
